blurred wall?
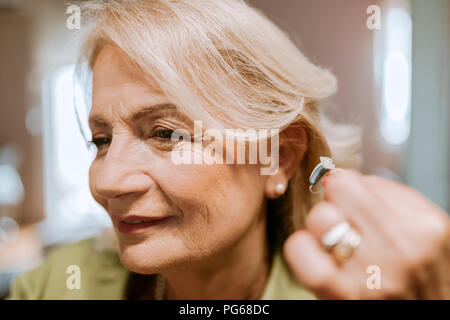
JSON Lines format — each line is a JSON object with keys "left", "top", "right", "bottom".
{"left": 406, "top": 0, "right": 450, "bottom": 210}
{"left": 0, "top": 10, "right": 32, "bottom": 223}
{"left": 0, "top": 0, "right": 82, "bottom": 225}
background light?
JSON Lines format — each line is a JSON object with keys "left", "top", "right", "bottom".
{"left": 380, "top": 7, "right": 412, "bottom": 146}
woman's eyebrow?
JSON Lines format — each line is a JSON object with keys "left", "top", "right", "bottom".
{"left": 131, "top": 103, "right": 177, "bottom": 122}
{"left": 88, "top": 103, "right": 177, "bottom": 127}
{"left": 88, "top": 116, "right": 108, "bottom": 129}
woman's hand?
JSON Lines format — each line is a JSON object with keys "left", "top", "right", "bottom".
{"left": 283, "top": 168, "right": 450, "bottom": 299}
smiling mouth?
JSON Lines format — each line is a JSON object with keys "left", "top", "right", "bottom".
{"left": 116, "top": 216, "right": 173, "bottom": 234}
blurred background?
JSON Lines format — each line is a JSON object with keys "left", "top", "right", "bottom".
{"left": 0, "top": 0, "right": 449, "bottom": 298}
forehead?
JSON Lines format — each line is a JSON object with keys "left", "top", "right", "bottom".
{"left": 90, "top": 45, "right": 166, "bottom": 121}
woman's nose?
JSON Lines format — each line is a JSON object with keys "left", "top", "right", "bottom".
{"left": 92, "top": 138, "right": 153, "bottom": 200}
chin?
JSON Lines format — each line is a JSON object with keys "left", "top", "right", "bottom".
{"left": 116, "top": 237, "right": 192, "bottom": 274}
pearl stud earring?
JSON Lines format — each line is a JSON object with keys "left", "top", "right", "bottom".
{"left": 275, "top": 183, "right": 286, "bottom": 195}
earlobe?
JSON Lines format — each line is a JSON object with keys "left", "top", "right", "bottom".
{"left": 264, "top": 172, "right": 288, "bottom": 199}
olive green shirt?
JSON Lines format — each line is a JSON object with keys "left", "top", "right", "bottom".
{"left": 7, "top": 238, "right": 315, "bottom": 300}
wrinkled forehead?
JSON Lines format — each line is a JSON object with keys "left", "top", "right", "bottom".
{"left": 92, "top": 45, "right": 139, "bottom": 88}
{"left": 92, "top": 44, "right": 163, "bottom": 97}
{"left": 90, "top": 45, "right": 170, "bottom": 122}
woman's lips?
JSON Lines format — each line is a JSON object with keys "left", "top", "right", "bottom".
{"left": 116, "top": 216, "right": 172, "bottom": 234}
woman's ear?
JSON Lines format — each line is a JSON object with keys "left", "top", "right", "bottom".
{"left": 264, "top": 125, "right": 308, "bottom": 199}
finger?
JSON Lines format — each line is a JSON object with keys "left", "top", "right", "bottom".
{"left": 283, "top": 230, "right": 345, "bottom": 298}
{"left": 325, "top": 171, "right": 441, "bottom": 226}
{"left": 306, "top": 202, "right": 349, "bottom": 241}
{"left": 320, "top": 168, "right": 380, "bottom": 231}
{"left": 362, "top": 175, "right": 445, "bottom": 218}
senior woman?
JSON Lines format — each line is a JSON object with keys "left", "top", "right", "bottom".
{"left": 9, "top": 0, "right": 450, "bottom": 300}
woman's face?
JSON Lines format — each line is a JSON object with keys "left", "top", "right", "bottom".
{"left": 89, "top": 45, "right": 276, "bottom": 273}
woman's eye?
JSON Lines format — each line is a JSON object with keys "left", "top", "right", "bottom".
{"left": 153, "top": 128, "right": 174, "bottom": 139}
{"left": 90, "top": 137, "right": 111, "bottom": 148}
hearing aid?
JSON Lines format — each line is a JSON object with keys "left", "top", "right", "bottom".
{"left": 309, "top": 156, "right": 335, "bottom": 193}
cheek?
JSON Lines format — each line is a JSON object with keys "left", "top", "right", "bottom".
{"left": 152, "top": 158, "right": 265, "bottom": 252}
